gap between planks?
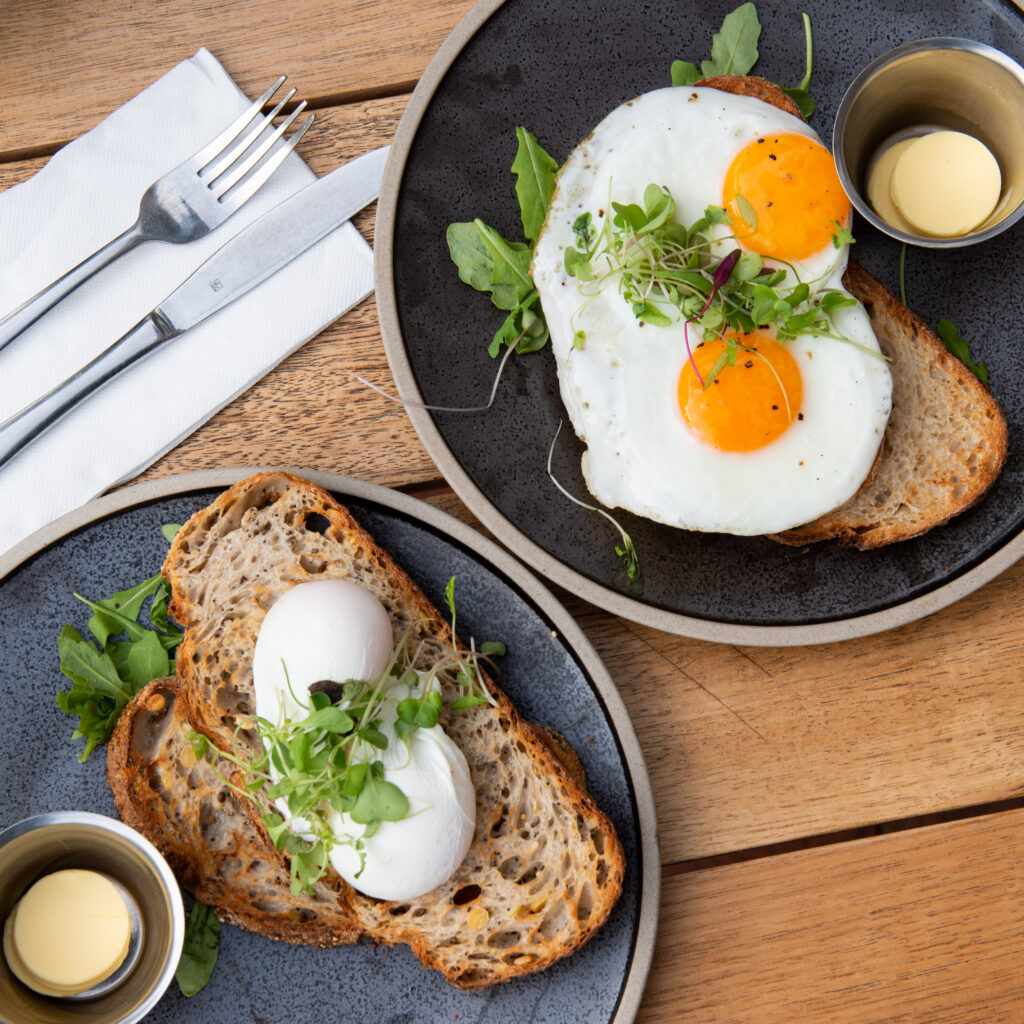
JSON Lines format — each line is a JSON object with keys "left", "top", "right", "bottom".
{"left": 0, "top": 80, "right": 419, "bottom": 167}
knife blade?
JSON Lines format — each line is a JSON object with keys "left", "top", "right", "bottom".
{"left": 156, "top": 144, "right": 388, "bottom": 333}
{"left": 0, "top": 145, "right": 389, "bottom": 471}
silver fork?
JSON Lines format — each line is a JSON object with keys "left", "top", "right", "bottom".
{"left": 0, "top": 76, "right": 314, "bottom": 352}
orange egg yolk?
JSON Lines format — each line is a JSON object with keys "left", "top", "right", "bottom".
{"left": 723, "top": 133, "right": 850, "bottom": 261}
{"left": 678, "top": 333, "right": 803, "bottom": 452}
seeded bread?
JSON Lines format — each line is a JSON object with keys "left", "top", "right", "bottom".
{"left": 701, "top": 75, "right": 1008, "bottom": 549}
{"left": 107, "top": 472, "right": 624, "bottom": 988}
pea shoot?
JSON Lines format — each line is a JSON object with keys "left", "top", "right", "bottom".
{"left": 563, "top": 183, "right": 882, "bottom": 385}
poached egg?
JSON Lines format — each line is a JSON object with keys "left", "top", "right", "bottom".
{"left": 251, "top": 579, "right": 475, "bottom": 901}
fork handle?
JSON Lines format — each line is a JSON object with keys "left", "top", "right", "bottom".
{"left": 0, "top": 313, "right": 175, "bottom": 471}
{"left": 0, "top": 222, "right": 149, "bottom": 352}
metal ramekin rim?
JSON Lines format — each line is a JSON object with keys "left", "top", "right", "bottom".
{"left": 834, "top": 36, "right": 1024, "bottom": 248}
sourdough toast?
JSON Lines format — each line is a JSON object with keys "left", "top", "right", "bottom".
{"left": 701, "top": 75, "right": 1008, "bottom": 549}
{"left": 108, "top": 472, "right": 624, "bottom": 988}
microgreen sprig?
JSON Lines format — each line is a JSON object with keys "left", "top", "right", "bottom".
{"left": 547, "top": 422, "right": 641, "bottom": 593}
{"left": 190, "top": 582, "right": 500, "bottom": 897}
{"left": 564, "top": 183, "right": 868, "bottom": 377}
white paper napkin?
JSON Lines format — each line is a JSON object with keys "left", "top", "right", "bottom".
{"left": 0, "top": 47, "right": 374, "bottom": 557}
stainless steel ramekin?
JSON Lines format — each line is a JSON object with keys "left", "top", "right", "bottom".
{"left": 834, "top": 37, "right": 1024, "bottom": 247}
{"left": 0, "top": 811, "right": 184, "bottom": 1024}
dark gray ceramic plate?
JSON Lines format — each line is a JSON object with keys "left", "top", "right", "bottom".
{"left": 0, "top": 469, "right": 658, "bottom": 1024}
{"left": 376, "top": 0, "right": 1024, "bottom": 645}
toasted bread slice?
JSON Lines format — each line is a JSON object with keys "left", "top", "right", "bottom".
{"left": 699, "top": 76, "right": 1008, "bottom": 549}
{"left": 107, "top": 677, "right": 363, "bottom": 946}
{"left": 109, "top": 472, "right": 624, "bottom": 989}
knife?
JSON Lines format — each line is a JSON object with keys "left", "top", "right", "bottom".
{"left": 0, "top": 144, "right": 389, "bottom": 471}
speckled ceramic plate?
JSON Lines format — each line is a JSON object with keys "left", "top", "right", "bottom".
{"left": 0, "top": 469, "right": 658, "bottom": 1024}
{"left": 376, "top": 0, "right": 1024, "bottom": 645}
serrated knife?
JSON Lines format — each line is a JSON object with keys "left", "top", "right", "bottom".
{"left": 0, "top": 144, "right": 389, "bottom": 471}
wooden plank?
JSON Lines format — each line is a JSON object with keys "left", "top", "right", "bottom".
{"left": 576, "top": 558, "right": 1024, "bottom": 863}
{"left": 638, "top": 808, "right": 1024, "bottom": 1023}
{"left": 0, "top": 0, "right": 475, "bottom": 155}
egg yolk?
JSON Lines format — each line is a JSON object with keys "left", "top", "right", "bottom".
{"left": 678, "top": 333, "right": 803, "bottom": 452}
{"left": 723, "top": 133, "right": 850, "bottom": 261}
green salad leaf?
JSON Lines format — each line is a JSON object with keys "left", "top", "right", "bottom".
{"left": 672, "top": 2, "right": 760, "bottom": 85}
{"left": 56, "top": 530, "right": 182, "bottom": 761}
{"left": 937, "top": 318, "right": 989, "bottom": 385}
{"left": 703, "top": 2, "right": 761, "bottom": 78}
{"left": 446, "top": 128, "right": 557, "bottom": 358}
{"left": 175, "top": 901, "right": 221, "bottom": 997}
{"left": 511, "top": 126, "right": 559, "bottom": 242}
{"left": 671, "top": 4, "right": 817, "bottom": 120}
{"left": 780, "top": 13, "right": 815, "bottom": 118}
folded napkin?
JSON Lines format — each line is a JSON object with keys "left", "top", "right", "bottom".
{"left": 0, "top": 48, "right": 374, "bottom": 558}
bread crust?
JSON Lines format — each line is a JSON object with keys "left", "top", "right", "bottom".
{"left": 700, "top": 76, "right": 1008, "bottom": 548}
{"left": 697, "top": 74, "right": 803, "bottom": 118}
{"left": 110, "top": 472, "right": 624, "bottom": 989}
{"left": 107, "top": 677, "right": 364, "bottom": 946}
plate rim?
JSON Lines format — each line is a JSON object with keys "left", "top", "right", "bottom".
{"left": 373, "top": 0, "right": 1024, "bottom": 647}
{"left": 0, "top": 465, "right": 660, "bottom": 1024}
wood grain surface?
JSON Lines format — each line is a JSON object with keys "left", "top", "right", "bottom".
{"left": 3, "top": 1, "right": 1023, "bottom": 1021}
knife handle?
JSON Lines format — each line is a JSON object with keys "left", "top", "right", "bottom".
{"left": 0, "top": 314, "right": 173, "bottom": 471}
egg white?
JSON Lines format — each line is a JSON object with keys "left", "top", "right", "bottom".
{"left": 532, "top": 87, "right": 893, "bottom": 535}
{"left": 326, "top": 678, "right": 476, "bottom": 902}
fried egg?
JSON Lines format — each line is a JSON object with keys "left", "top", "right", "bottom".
{"left": 532, "top": 87, "right": 893, "bottom": 535}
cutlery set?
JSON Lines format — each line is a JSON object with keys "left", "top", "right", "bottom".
{"left": 0, "top": 77, "right": 387, "bottom": 470}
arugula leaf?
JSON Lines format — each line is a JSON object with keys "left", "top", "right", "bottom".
{"left": 56, "top": 531, "right": 183, "bottom": 760}
{"left": 489, "top": 293, "right": 550, "bottom": 357}
{"left": 671, "top": 60, "right": 703, "bottom": 87}
{"left": 936, "top": 318, "right": 989, "bottom": 384}
{"left": 780, "top": 13, "right": 815, "bottom": 118}
{"left": 84, "top": 573, "right": 165, "bottom": 647}
{"left": 670, "top": 2, "right": 762, "bottom": 87}
{"left": 107, "top": 630, "right": 172, "bottom": 689}
{"left": 511, "top": 127, "right": 558, "bottom": 243}
{"left": 446, "top": 220, "right": 534, "bottom": 315}
{"left": 475, "top": 220, "right": 534, "bottom": 302}
{"left": 175, "top": 901, "right": 221, "bottom": 997}
{"left": 702, "top": 2, "right": 761, "bottom": 77}
{"left": 447, "top": 221, "right": 497, "bottom": 294}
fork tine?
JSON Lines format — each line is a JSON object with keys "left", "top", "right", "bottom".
{"left": 201, "top": 87, "right": 296, "bottom": 184}
{"left": 217, "top": 114, "right": 315, "bottom": 211}
{"left": 190, "top": 75, "right": 286, "bottom": 170}
{"left": 213, "top": 101, "right": 308, "bottom": 197}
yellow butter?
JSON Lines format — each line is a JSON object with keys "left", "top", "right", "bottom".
{"left": 890, "top": 130, "right": 1001, "bottom": 236}
{"left": 866, "top": 138, "right": 917, "bottom": 233}
{"left": 2, "top": 869, "right": 131, "bottom": 997}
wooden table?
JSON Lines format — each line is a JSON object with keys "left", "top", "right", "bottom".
{"left": 4, "top": 2, "right": 1024, "bottom": 1021}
